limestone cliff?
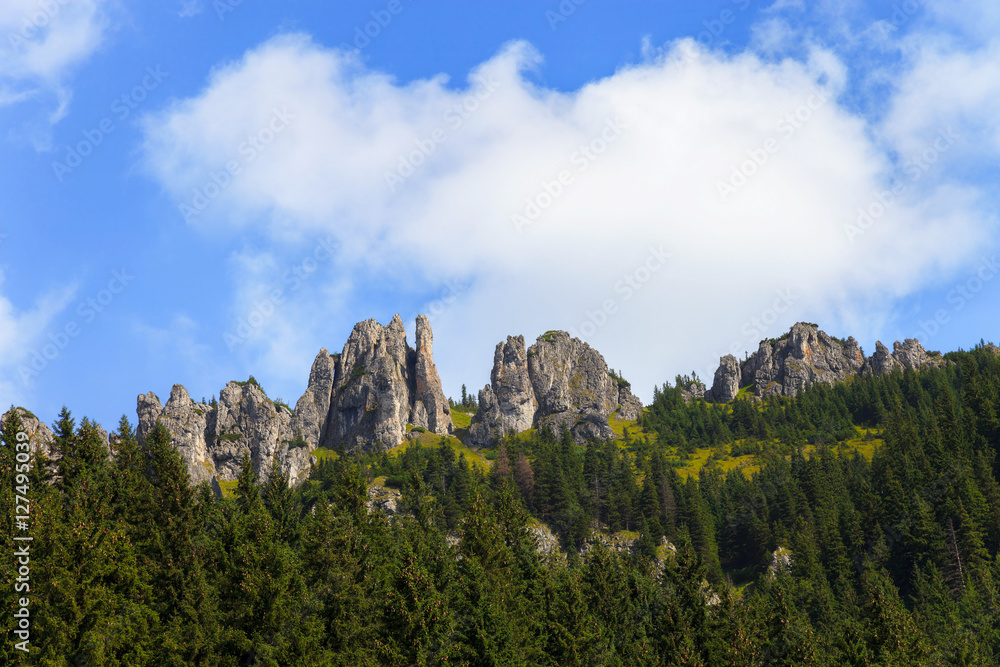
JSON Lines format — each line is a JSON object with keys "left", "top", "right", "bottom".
{"left": 136, "top": 314, "right": 454, "bottom": 486}
{"left": 410, "top": 314, "right": 453, "bottom": 435}
{"left": 705, "top": 322, "right": 943, "bottom": 402}
{"left": 321, "top": 314, "right": 452, "bottom": 452}
{"left": 469, "top": 330, "right": 643, "bottom": 447}
{"left": 1, "top": 407, "right": 56, "bottom": 460}
{"left": 468, "top": 335, "right": 537, "bottom": 448}
{"left": 137, "top": 385, "right": 216, "bottom": 484}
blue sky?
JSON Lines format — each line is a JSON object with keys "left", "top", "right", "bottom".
{"left": 2, "top": 0, "right": 998, "bottom": 431}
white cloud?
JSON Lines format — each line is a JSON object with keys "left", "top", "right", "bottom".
{"left": 140, "top": 32, "right": 994, "bottom": 402}
{"left": 179, "top": 0, "right": 202, "bottom": 18}
{"left": 0, "top": 272, "right": 78, "bottom": 409}
{"left": 880, "top": 37, "right": 1000, "bottom": 162}
{"left": 0, "top": 0, "right": 112, "bottom": 119}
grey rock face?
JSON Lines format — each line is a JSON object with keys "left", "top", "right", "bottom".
{"left": 528, "top": 331, "right": 619, "bottom": 441}
{"left": 863, "top": 340, "right": 901, "bottom": 377}
{"left": 322, "top": 315, "right": 414, "bottom": 452}
{"left": 470, "top": 330, "right": 642, "bottom": 447}
{"left": 469, "top": 335, "right": 538, "bottom": 447}
{"left": 893, "top": 339, "right": 939, "bottom": 370}
{"left": 1, "top": 407, "right": 55, "bottom": 460}
{"left": 679, "top": 381, "right": 707, "bottom": 403}
{"left": 410, "top": 314, "right": 453, "bottom": 435}
{"left": 137, "top": 384, "right": 216, "bottom": 485}
{"left": 708, "top": 322, "right": 943, "bottom": 402}
{"left": 137, "top": 381, "right": 304, "bottom": 486}
{"left": 210, "top": 381, "right": 292, "bottom": 482}
{"left": 138, "top": 314, "right": 454, "bottom": 485}
{"left": 752, "top": 323, "right": 865, "bottom": 398}
{"left": 708, "top": 355, "right": 741, "bottom": 403}
{"left": 768, "top": 547, "right": 794, "bottom": 577}
{"left": 862, "top": 337, "right": 942, "bottom": 376}
{"left": 617, "top": 385, "right": 644, "bottom": 421}
{"left": 320, "top": 314, "right": 454, "bottom": 452}
{"left": 289, "top": 348, "right": 335, "bottom": 449}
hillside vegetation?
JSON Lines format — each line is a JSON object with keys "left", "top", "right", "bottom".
{"left": 2, "top": 343, "right": 999, "bottom": 665}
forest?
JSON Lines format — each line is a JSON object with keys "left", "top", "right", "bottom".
{"left": 2, "top": 343, "right": 999, "bottom": 665}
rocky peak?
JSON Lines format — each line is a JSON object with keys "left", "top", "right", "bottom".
{"left": 863, "top": 340, "right": 900, "bottom": 376}
{"left": 410, "top": 314, "right": 453, "bottom": 435}
{"left": 468, "top": 335, "right": 537, "bottom": 447}
{"left": 323, "top": 316, "right": 415, "bottom": 452}
{"left": 137, "top": 384, "right": 216, "bottom": 484}
{"left": 893, "top": 339, "right": 936, "bottom": 370}
{"left": 137, "top": 314, "right": 453, "bottom": 488}
{"left": 290, "top": 349, "right": 335, "bottom": 449}
{"left": 528, "top": 331, "right": 620, "bottom": 441}
{"left": 469, "top": 330, "right": 643, "bottom": 446}
{"left": 211, "top": 380, "right": 293, "bottom": 481}
{"left": 1, "top": 407, "right": 56, "bottom": 460}
{"left": 706, "top": 322, "right": 943, "bottom": 402}
{"left": 707, "top": 355, "right": 741, "bottom": 403}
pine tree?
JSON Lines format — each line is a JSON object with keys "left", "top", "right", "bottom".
{"left": 513, "top": 451, "right": 534, "bottom": 508}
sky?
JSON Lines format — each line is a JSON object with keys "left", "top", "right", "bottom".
{"left": 1, "top": 0, "right": 998, "bottom": 431}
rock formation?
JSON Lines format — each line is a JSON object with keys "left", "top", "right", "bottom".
{"left": 0, "top": 407, "right": 55, "bottom": 460}
{"left": 137, "top": 385, "right": 216, "bottom": 484}
{"left": 705, "top": 322, "right": 944, "bottom": 402}
{"left": 469, "top": 330, "right": 644, "bottom": 447}
{"left": 321, "top": 314, "right": 452, "bottom": 452}
{"left": 617, "top": 385, "right": 644, "bottom": 421}
{"left": 410, "top": 315, "right": 453, "bottom": 435}
{"left": 679, "top": 380, "right": 707, "bottom": 403}
{"left": 528, "top": 331, "right": 622, "bottom": 441}
{"left": 707, "top": 355, "right": 741, "bottom": 403}
{"left": 468, "top": 336, "right": 538, "bottom": 447}
{"left": 321, "top": 315, "right": 414, "bottom": 452}
{"left": 136, "top": 314, "right": 453, "bottom": 486}
{"left": 289, "top": 349, "right": 335, "bottom": 450}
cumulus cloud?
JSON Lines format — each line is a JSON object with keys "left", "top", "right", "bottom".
{"left": 140, "top": 32, "right": 994, "bottom": 401}
{"left": 0, "top": 0, "right": 112, "bottom": 120}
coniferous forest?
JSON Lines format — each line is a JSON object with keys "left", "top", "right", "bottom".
{"left": 3, "top": 343, "right": 1000, "bottom": 665}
